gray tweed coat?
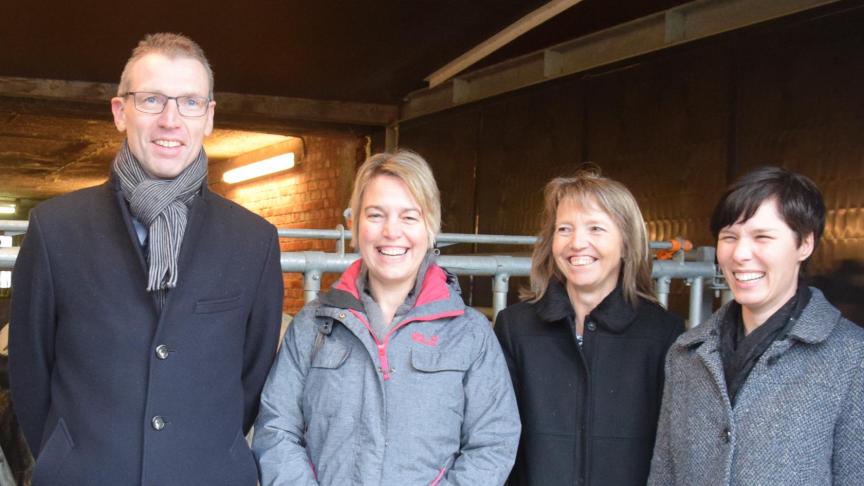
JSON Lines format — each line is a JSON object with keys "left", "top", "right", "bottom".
{"left": 648, "top": 287, "right": 864, "bottom": 485}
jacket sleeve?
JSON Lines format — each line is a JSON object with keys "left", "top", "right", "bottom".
{"left": 441, "top": 313, "right": 521, "bottom": 486}
{"left": 657, "top": 315, "right": 685, "bottom": 398}
{"left": 832, "top": 351, "right": 864, "bottom": 485}
{"left": 252, "top": 308, "right": 319, "bottom": 486}
{"left": 493, "top": 309, "right": 523, "bottom": 486}
{"left": 493, "top": 310, "right": 519, "bottom": 400}
{"left": 242, "top": 228, "right": 284, "bottom": 434}
{"left": 647, "top": 348, "right": 677, "bottom": 485}
{"left": 9, "top": 211, "right": 56, "bottom": 452}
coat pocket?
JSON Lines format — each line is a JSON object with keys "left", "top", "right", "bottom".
{"left": 32, "top": 418, "right": 74, "bottom": 485}
{"left": 304, "top": 340, "right": 351, "bottom": 418}
{"left": 194, "top": 293, "right": 243, "bottom": 314}
{"left": 411, "top": 349, "right": 470, "bottom": 417}
{"left": 227, "top": 430, "right": 258, "bottom": 485}
{"left": 411, "top": 349, "right": 470, "bottom": 373}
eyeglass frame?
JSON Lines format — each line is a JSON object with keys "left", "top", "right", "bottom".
{"left": 120, "top": 91, "right": 212, "bottom": 117}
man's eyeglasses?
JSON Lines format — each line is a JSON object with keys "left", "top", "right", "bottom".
{"left": 122, "top": 92, "right": 210, "bottom": 117}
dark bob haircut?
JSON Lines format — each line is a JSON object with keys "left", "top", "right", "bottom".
{"left": 710, "top": 166, "right": 825, "bottom": 252}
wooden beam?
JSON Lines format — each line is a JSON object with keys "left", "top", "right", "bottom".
{"left": 0, "top": 76, "right": 398, "bottom": 128}
{"left": 405, "top": 0, "right": 841, "bottom": 121}
{"left": 425, "top": 0, "right": 584, "bottom": 88}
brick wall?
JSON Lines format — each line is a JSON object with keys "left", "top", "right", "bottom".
{"left": 210, "top": 133, "right": 365, "bottom": 314}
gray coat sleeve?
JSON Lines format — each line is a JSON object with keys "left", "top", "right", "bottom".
{"left": 647, "top": 348, "right": 677, "bottom": 486}
{"left": 252, "top": 309, "right": 320, "bottom": 486}
{"left": 440, "top": 311, "right": 521, "bottom": 486}
{"left": 832, "top": 351, "right": 864, "bottom": 485}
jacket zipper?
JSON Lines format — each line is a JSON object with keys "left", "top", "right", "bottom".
{"left": 348, "top": 309, "right": 464, "bottom": 380}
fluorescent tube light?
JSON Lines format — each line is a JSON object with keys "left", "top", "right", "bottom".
{"left": 0, "top": 204, "right": 16, "bottom": 215}
{"left": 223, "top": 152, "right": 295, "bottom": 184}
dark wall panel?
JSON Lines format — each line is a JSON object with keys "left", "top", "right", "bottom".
{"left": 399, "top": 4, "right": 864, "bottom": 314}
{"left": 735, "top": 8, "right": 864, "bottom": 276}
{"left": 399, "top": 108, "right": 482, "bottom": 236}
{"left": 584, "top": 43, "right": 732, "bottom": 248}
{"left": 475, "top": 81, "right": 584, "bottom": 240}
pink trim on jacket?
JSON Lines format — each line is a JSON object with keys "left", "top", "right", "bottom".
{"left": 336, "top": 260, "right": 464, "bottom": 381}
{"left": 430, "top": 466, "right": 447, "bottom": 486}
{"left": 333, "top": 259, "right": 453, "bottom": 307}
{"left": 333, "top": 259, "right": 363, "bottom": 299}
{"left": 348, "top": 308, "right": 464, "bottom": 381}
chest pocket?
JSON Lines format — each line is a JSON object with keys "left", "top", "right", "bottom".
{"left": 304, "top": 340, "right": 351, "bottom": 418}
{"left": 410, "top": 349, "right": 470, "bottom": 417}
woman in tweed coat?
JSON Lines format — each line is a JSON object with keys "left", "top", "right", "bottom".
{"left": 649, "top": 167, "right": 864, "bottom": 485}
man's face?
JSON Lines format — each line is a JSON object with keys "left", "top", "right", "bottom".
{"left": 111, "top": 53, "right": 215, "bottom": 179}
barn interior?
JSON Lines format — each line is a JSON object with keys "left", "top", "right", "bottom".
{"left": 1, "top": 0, "right": 863, "bottom": 321}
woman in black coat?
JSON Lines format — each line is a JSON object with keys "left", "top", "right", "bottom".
{"left": 495, "top": 171, "right": 684, "bottom": 486}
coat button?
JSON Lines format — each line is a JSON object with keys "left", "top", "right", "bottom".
{"left": 155, "top": 344, "right": 170, "bottom": 360}
{"left": 721, "top": 427, "right": 731, "bottom": 443}
{"left": 151, "top": 416, "right": 167, "bottom": 431}
{"left": 586, "top": 321, "right": 597, "bottom": 332}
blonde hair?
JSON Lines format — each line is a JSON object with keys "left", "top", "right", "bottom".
{"left": 525, "top": 169, "right": 656, "bottom": 306}
{"left": 117, "top": 32, "right": 214, "bottom": 98}
{"left": 349, "top": 150, "right": 441, "bottom": 248}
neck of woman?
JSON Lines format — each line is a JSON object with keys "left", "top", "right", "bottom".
{"left": 369, "top": 277, "right": 416, "bottom": 325}
{"left": 565, "top": 284, "right": 613, "bottom": 335}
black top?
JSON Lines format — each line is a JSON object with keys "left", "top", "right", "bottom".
{"left": 720, "top": 284, "right": 811, "bottom": 406}
{"left": 495, "top": 279, "right": 684, "bottom": 486}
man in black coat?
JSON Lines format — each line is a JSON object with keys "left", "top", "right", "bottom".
{"left": 9, "top": 33, "right": 283, "bottom": 485}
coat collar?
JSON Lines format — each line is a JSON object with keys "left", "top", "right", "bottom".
{"left": 534, "top": 279, "right": 639, "bottom": 334}
{"left": 676, "top": 286, "right": 840, "bottom": 349}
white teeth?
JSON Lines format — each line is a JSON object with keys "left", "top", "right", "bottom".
{"left": 734, "top": 272, "right": 764, "bottom": 282}
{"left": 154, "top": 140, "right": 181, "bottom": 148}
{"left": 569, "top": 256, "right": 595, "bottom": 266}
{"left": 379, "top": 247, "right": 407, "bottom": 256}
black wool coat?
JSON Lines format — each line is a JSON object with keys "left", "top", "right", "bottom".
{"left": 10, "top": 175, "right": 284, "bottom": 486}
{"left": 494, "top": 280, "right": 684, "bottom": 486}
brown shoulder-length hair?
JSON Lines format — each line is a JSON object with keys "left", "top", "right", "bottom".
{"left": 524, "top": 169, "right": 656, "bottom": 307}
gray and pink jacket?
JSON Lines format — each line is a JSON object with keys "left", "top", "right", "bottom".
{"left": 252, "top": 257, "right": 520, "bottom": 486}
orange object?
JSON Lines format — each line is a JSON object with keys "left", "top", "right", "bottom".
{"left": 655, "top": 238, "right": 692, "bottom": 260}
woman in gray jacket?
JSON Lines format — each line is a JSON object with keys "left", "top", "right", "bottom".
{"left": 253, "top": 151, "right": 520, "bottom": 486}
{"left": 649, "top": 167, "right": 864, "bottom": 485}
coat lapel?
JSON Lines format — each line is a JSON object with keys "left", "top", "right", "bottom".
{"left": 678, "top": 311, "right": 734, "bottom": 410}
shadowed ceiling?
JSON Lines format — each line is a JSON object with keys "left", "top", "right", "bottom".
{"left": 1, "top": 0, "right": 690, "bottom": 201}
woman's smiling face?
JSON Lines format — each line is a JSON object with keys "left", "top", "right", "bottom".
{"left": 716, "top": 198, "right": 814, "bottom": 324}
{"left": 358, "top": 174, "right": 430, "bottom": 296}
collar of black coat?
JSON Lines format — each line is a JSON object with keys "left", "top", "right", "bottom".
{"left": 534, "top": 278, "right": 639, "bottom": 333}
{"left": 318, "top": 251, "right": 457, "bottom": 312}
{"left": 676, "top": 286, "right": 841, "bottom": 349}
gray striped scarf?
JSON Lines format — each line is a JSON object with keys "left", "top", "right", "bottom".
{"left": 112, "top": 141, "right": 208, "bottom": 308}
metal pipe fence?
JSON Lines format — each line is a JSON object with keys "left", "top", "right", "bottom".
{"left": 1, "top": 220, "right": 724, "bottom": 327}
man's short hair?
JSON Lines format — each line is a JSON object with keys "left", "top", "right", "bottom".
{"left": 710, "top": 166, "right": 825, "bottom": 251}
{"left": 117, "top": 32, "right": 214, "bottom": 98}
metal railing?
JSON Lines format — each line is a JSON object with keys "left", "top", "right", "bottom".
{"left": 1, "top": 220, "right": 727, "bottom": 327}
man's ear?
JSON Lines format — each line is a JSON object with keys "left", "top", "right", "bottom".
{"left": 203, "top": 100, "right": 216, "bottom": 136}
{"left": 797, "top": 232, "right": 815, "bottom": 262}
{"left": 111, "top": 97, "right": 127, "bottom": 132}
